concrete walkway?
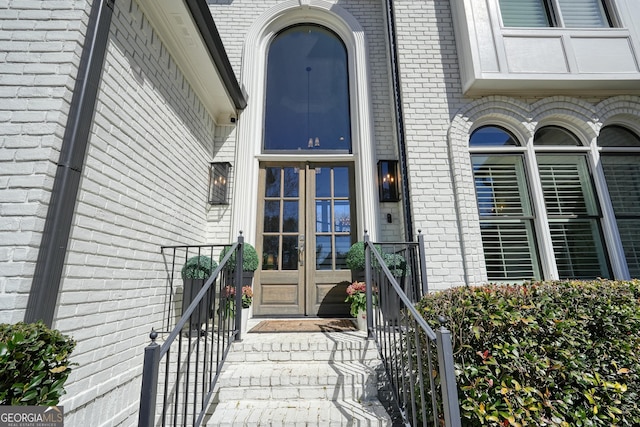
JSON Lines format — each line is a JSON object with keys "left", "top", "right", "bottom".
{"left": 206, "top": 319, "right": 393, "bottom": 426}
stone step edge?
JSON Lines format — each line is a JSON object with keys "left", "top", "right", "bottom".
{"left": 207, "top": 398, "right": 392, "bottom": 426}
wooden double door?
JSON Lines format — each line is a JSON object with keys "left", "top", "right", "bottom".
{"left": 254, "top": 163, "right": 355, "bottom": 317}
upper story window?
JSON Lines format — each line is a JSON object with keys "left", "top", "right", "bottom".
{"left": 498, "top": 0, "right": 614, "bottom": 28}
{"left": 263, "top": 25, "right": 351, "bottom": 153}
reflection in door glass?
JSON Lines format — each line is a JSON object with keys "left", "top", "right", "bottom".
{"left": 334, "top": 200, "right": 350, "bottom": 232}
{"left": 334, "top": 167, "right": 349, "bottom": 197}
{"left": 283, "top": 201, "right": 298, "bottom": 232}
{"left": 316, "top": 200, "right": 332, "bottom": 232}
{"left": 283, "top": 167, "right": 299, "bottom": 197}
{"left": 264, "top": 201, "right": 280, "bottom": 233}
{"left": 316, "top": 168, "right": 331, "bottom": 197}
{"left": 262, "top": 236, "right": 279, "bottom": 270}
{"left": 335, "top": 236, "right": 351, "bottom": 269}
{"left": 282, "top": 236, "right": 298, "bottom": 270}
{"left": 265, "top": 167, "right": 281, "bottom": 197}
{"left": 316, "top": 235, "right": 332, "bottom": 270}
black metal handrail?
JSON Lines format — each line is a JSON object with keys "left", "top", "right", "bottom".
{"left": 138, "top": 234, "right": 245, "bottom": 427}
{"left": 364, "top": 232, "right": 461, "bottom": 427}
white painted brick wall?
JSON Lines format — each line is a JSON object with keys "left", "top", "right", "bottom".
{"left": 0, "top": 0, "right": 89, "bottom": 323}
{"left": 38, "top": 0, "right": 226, "bottom": 425}
{"left": 382, "top": 0, "right": 470, "bottom": 289}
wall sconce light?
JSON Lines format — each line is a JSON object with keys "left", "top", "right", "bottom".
{"left": 208, "top": 162, "right": 231, "bottom": 205}
{"left": 378, "top": 160, "right": 400, "bottom": 202}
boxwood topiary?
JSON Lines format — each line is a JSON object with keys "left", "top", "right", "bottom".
{"left": 181, "top": 255, "right": 217, "bottom": 279}
{"left": 0, "top": 321, "right": 76, "bottom": 405}
{"left": 219, "top": 243, "right": 259, "bottom": 272}
{"left": 416, "top": 280, "right": 640, "bottom": 426}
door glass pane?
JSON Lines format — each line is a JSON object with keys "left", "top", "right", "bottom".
{"left": 334, "top": 167, "right": 350, "bottom": 197}
{"left": 316, "top": 200, "right": 332, "bottom": 232}
{"left": 262, "top": 236, "right": 279, "bottom": 270}
{"left": 283, "top": 201, "right": 298, "bottom": 232}
{"left": 283, "top": 167, "right": 299, "bottom": 197}
{"left": 334, "top": 200, "right": 351, "bottom": 233}
{"left": 316, "top": 235, "right": 332, "bottom": 270}
{"left": 265, "top": 167, "right": 281, "bottom": 197}
{"left": 335, "top": 236, "right": 351, "bottom": 269}
{"left": 264, "top": 25, "right": 351, "bottom": 153}
{"left": 316, "top": 168, "right": 331, "bottom": 197}
{"left": 264, "top": 201, "right": 280, "bottom": 233}
{"left": 499, "top": 0, "right": 550, "bottom": 27}
{"left": 282, "top": 236, "right": 298, "bottom": 270}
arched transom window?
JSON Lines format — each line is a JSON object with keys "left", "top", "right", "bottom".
{"left": 263, "top": 25, "right": 351, "bottom": 153}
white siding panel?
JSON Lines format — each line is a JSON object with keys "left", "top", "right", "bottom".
{"left": 504, "top": 36, "right": 569, "bottom": 73}
{"left": 572, "top": 37, "right": 639, "bottom": 73}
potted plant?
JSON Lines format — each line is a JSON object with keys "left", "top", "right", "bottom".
{"left": 219, "top": 242, "right": 259, "bottom": 287}
{"left": 223, "top": 285, "right": 253, "bottom": 333}
{"left": 181, "top": 255, "right": 217, "bottom": 331}
{"left": 345, "top": 281, "right": 367, "bottom": 331}
{"left": 345, "top": 242, "right": 383, "bottom": 281}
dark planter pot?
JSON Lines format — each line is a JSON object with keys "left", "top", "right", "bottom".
{"left": 182, "top": 278, "right": 208, "bottom": 331}
{"left": 381, "top": 273, "right": 406, "bottom": 324}
{"left": 351, "top": 269, "right": 365, "bottom": 283}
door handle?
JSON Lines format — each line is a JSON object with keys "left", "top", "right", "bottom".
{"left": 298, "top": 235, "right": 305, "bottom": 266}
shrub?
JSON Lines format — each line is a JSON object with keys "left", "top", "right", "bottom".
{"left": 0, "top": 321, "right": 76, "bottom": 405}
{"left": 416, "top": 280, "right": 640, "bottom": 426}
{"left": 181, "top": 255, "right": 217, "bottom": 279}
{"left": 345, "top": 242, "right": 396, "bottom": 272}
{"left": 219, "top": 243, "right": 259, "bottom": 272}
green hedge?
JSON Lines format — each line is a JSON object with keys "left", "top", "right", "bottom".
{"left": 417, "top": 280, "right": 640, "bottom": 426}
{"left": 0, "top": 321, "right": 76, "bottom": 405}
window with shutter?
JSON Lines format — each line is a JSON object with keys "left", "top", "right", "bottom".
{"left": 471, "top": 128, "right": 541, "bottom": 280}
{"left": 599, "top": 126, "right": 640, "bottom": 277}
{"left": 499, "top": 0, "right": 550, "bottom": 27}
{"left": 498, "top": 0, "right": 612, "bottom": 28}
{"left": 557, "top": 0, "right": 609, "bottom": 27}
{"left": 536, "top": 154, "right": 610, "bottom": 278}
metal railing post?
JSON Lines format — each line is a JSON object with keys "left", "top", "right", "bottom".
{"left": 364, "top": 232, "right": 373, "bottom": 338}
{"left": 436, "top": 317, "right": 462, "bottom": 427}
{"left": 417, "top": 230, "right": 429, "bottom": 295}
{"left": 138, "top": 330, "right": 160, "bottom": 427}
{"left": 234, "top": 233, "right": 244, "bottom": 341}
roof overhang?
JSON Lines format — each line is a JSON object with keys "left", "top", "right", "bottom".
{"left": 136, "top": 0, "right": 246, "bottom": 124}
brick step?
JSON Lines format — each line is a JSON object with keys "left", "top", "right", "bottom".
{"left": 206, "top": 399, "right": 391, "bottom": 427}
{"left": 216, "top": 361, "right": 379, "bottom": 402}
{"left": 226, "top": 332, "right": 379, "bottom": 363}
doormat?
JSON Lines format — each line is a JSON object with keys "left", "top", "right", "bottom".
{"left": 249, "top": 318, "right": 357, "bottom": 333}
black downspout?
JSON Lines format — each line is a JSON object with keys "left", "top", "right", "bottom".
{"left": 384, "top": 0, "right": 414, "bottom": 241}
{"left": 25, "top": 0, "right": 115, "bottom": 326}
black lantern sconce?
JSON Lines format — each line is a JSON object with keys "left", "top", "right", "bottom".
{"left": 208, "top": 162, "right": 231, "bottom": 205}
{"left": 378, "top": 160, "right": 400, "bottom": 202}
